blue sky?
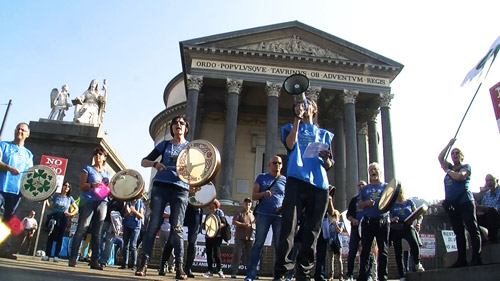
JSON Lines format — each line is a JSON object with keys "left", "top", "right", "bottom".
{"left": 2, "top": 0, "right": 500, "bottom": 203}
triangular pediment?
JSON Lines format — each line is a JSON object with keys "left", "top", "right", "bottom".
{"left": 181, "top": 21, "right": 403, "bottom": 68}
{"left": 238, "top": 35, "right": 348, "bottom": 60}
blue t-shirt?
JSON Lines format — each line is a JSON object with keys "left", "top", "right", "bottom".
{"left": 0, "top": 141, "right": 33, "bottom": 195}
{"left": 123, "top": 199, "right": 144, "bottom": 229}
{"left": 390, "top": 200, "right": 416, "bottom": 222}
{"left": 80, "top": 165, "right": 111, "bottom": 201}
{"left": 255, "top": 173, "right": 286, "bottom": 217}
{"left": 147, "top": 140, "right": 189, "bottom": 190}
{"left": 281, "top": 123, "right": 333, "bottom": 190}
{"left": 50, "top": 194, "right": 75, "bottom": 214}
{"left": 444, "top": 163, "right": 473, "bottom": 204}
{"left": 360, "top": 182, "right": 388, "bottom": 218}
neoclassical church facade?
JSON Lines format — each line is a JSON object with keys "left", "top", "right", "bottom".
{"left": 147, "top": 21, "right": 403, "bottom": 211}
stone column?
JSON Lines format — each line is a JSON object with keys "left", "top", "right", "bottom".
{"left": 366, "top": 108, "right": 380, "bottom": 164}
{"left": 357, "top": 121, "right": 369, "bottom": 182}
{"left": 343, "top": 89, "right": 359, "bottom": 204}
{"left": 332, "top": 107, "right": 346, "bottom": 211}
{"left": 264, "top": 82, "right": 281, "bottom": 170}
{"left": 380, "top": 93, "right": 395, "bottom": 182}
{"left": 219, "top": 78, "right": 243, "bottom": 200}
{"left": 185, "top": 75, "right": 203, "bottom": 141}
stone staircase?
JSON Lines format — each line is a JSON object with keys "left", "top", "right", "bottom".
{"left": 406, "top": 243, "right": 500, "bottom": 281}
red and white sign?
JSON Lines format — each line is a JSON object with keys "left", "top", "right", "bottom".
{"left": 489, "top": 81, "right": 500, "bottom": 132}
{"left": 40, "top": 155, "right": 68, "bottom": 193}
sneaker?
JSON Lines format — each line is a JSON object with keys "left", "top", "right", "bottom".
{"left": 203, "top": 271, "right": 213, "bottom": 278}
{"left": 41, "top": 256, "right": 49, "bottom": 261}
{"left": 168, "top": 266, "right": 175, "bottom": 273}
{"left": 415, "top": 263, "right": 425, "bottom": 272}
{"left": 218, "top": 270, "right": 225, "bottom": 278}
{"left": 53, "top": 257, "right": 59, "bottom": 262}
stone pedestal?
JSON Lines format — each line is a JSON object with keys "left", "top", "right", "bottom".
{"left": 15, "top": 119, "right": 127, "bottom": 255}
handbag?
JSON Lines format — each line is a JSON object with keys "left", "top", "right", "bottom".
{"left": 94, "top": 182, "right": 110, "bottom": 199}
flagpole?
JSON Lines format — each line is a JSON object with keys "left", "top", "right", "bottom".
{"left": 444, "top": 82, "right": 483, "bottom": 159}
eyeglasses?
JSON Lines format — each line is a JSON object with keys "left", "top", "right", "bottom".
{"left": 272, "top": 162, "right": 282, "bottom": 165}
{"left": 173, "top": 120, "right": 186, "bottom": 126}
{"left": 95, "top": 152, "right": 106, "bottom": 157}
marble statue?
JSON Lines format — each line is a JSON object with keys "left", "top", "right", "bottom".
{"left": 48, "top": 84, "right": 72, "bottom": 121}
{"left": 73, "top": 79, "right": 107, "bottom": 125}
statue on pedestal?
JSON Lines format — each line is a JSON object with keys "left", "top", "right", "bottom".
{"left": 73, "top": 79, "right": 107, "bottom": 125}
{"left": 48, "top": 84, "right": 72, "bottom": 121}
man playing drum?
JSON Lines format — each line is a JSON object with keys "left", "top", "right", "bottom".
{"left": 136, "top": 115, "right": 190, "bottom": 280}
{"left": 273, "top": 98, "right": 334, "bottom": 281}
{"left": 0, "top": 122, "right": 33, "bottom": 260}
{"left": 357, "top": 162, "right": 390, "bottom": 281}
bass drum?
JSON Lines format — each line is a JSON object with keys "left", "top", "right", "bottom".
{"left": 378, "top": 178, "right": 401, "bottom": 212}
{"left": 188, "top": 182, "right": 217, "bottom": 208}
{"left": 176, "top": 140, "right": 221, "bottom": 187}
{"left": 20, "top": 165, "right": 58, "bottom": 201}
{"left": 205, "top": 213, "right": 220, "bottom": 238}
{"left": 110, "top": 169, "right": 145, "bottom": 201}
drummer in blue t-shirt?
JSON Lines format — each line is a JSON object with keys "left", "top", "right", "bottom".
{"left": 357, "top": 162, "right": 389, "bottom": 281}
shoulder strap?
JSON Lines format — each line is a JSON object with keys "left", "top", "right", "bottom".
{"left": 265, "top": 176, "right": 280, "bottom": 192}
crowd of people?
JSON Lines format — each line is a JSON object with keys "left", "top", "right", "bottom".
{"left": 0, "top": 96, "right": 499, "bottom": 281}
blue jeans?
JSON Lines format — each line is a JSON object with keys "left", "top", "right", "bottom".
{"left": 140, "top": 182, "right": 188, "bottom": 264}
{"left": 122, "top": 226, "right": 140, "bottom": 267}
{"left": 245, "top": 213, "right": 282, "bottom": 279}
{"left": 99, "top": 221, "right": 116, "bottom": 265}
{"left": 70, "top": 200, "right": 107, "bottom": 262}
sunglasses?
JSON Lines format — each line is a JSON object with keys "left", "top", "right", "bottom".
{"left": 272, "top": 162, "right": 282, "bottom": 165}
{"left": 173, "top": 120, "right": 186, "bottom": 126}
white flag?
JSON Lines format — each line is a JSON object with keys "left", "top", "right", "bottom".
{"left": 461, "top": 35, "right": 500, "bottom": 87}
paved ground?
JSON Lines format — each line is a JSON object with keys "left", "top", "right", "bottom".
{"left": 0, "top": 254, "right": 263, "bottom": 281}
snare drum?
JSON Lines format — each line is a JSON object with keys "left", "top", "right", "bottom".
{"left": 110, "top": 169, "right": 145, "bottom": 201}
{"left": 378, "top": 178, "right": 401, "bottom": 212}
{"left": 176, "top": 140, "right": 221, "bottom": 187}
{"left": 188, "top": 182, "right": 217, "bottom": 208}
{"left": 404, "top": 204, "right": 428, "bottom": 225}
{"left": 21, "top": 165, "right": 58, "bottom": 201}
{"left": 205, "top": 213, "right": 220, "bottom": 238}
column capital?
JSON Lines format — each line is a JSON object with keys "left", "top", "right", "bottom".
{"left": 226, "top": 78, "right": 243, "bottom": 94}
{"left": 359, "top": 108, "right": 380, "bottom": 123}
{"left": 265, "top": 82, "right": 282, "bottom": 98}
{"left": 357, "top": 121, "right": 368, "bottom": 135}
{"left": 379, "top": 92, "right": 394, "bottom": 108}
{"left": 186, "top": 75, "right": 203, "bottom": 91}
{"left": 306, "top": 87, "right": 322, "bottom": 102}
{"left": 343, "top": 89, "right": 359, "bottom": 104}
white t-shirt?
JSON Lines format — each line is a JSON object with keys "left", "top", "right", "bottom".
{"left": 160, "top": 205, "right": 171, "bottom": 232}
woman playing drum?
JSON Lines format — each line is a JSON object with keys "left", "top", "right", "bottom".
{"left": 202, "top": 199, "right": 226, "bottom": 278}
{"left": 42, "top": 181, "right": 78, "bottom": 262}
{"left": 136, "top": 115, "right": 190, "bottom": 279}
{"left": 389, "top": 186, "right": 425, "bottom": 279}
{"left": 68, "top": 147, "right": 110, "bottom": 270}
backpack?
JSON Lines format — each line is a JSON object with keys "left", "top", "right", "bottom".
{"left": 218, "top": 215, "right": 231, "bottom": 242}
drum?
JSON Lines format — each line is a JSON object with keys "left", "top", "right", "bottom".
{"left": 404, "top": 204, "right": 428, "bottom": 225}
{"left": 188, "top": 182, "right": 217, "bottom": 208}
{"left": 21, "top": 165, "right": 58, "bottom": 201}
{"left": 109, "top": 169, "right": 145, "bottom": 201}
{"left": 205, "top": 213, "right": 220, "bottom": 238}
{"left": 176, "top": 139, "right": 221, "bottom": 187}
{"left": 378, "top": 178, "right": 401, "bottom": 212}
